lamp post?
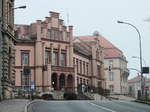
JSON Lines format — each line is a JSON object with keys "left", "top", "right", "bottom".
{"left": 132, "top": 56, "right": 147, "bottom": 66}
{"left": 0, "top": 5, "right": 26, "bottom": 23}
{"left": 117, "top": 21, "right": 144, "bottom": 99}
{"left": 128, "top": 68, "right": 141, "bottom": 73}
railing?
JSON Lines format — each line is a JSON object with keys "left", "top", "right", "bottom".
{"left": 51, "top": 66, "right": 74, "bottom": 72}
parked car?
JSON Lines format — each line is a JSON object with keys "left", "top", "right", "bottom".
{"left": 38, "top": 92, "right": 53, "bottom": 100}
{"left": 63, "top": 92, "right": 77, "bottom": 100}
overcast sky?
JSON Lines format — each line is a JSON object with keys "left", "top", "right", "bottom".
{"left": 15, "top": 0, "right": 150, "bottom": 79}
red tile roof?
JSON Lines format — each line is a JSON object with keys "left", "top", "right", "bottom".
{"left": 128, "top": 75, "right": 150, "bottom": 83}
{"left": 128, "top": 75, "right": 141, "bottom": 83}
{"left": 78, "top": 35, "right": 124, "bottom": 58}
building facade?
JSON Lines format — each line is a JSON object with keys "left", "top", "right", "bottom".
{"left": 73, "top": 37, "right": 105, "bottom": 91}
{"left": 0, "top": 0, "right": 16, "bottom": 100}
{"left": 128, "top": 75, "right": 150, "bottom": 98}
{"left": 79, "top": 35, "right": 129, "bottom": 94}
{"left": 15, "top": 12, "right": 105, "bottom": 93}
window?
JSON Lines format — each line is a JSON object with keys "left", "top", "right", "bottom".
{"left": 21, "top": 52, "right": 29, "bottom": 66}
{"left": 77, "top": 77, "right": 79, "bottom": 85}
{"left": 80, "top": 78, "right": 82, "bottom": 84}
{"left": 83, "top": 79, "right": 85, "bottom": 84}
{"left": 97, "top": 65, "right": 101, "bottom": 78}
{"left": 48, "top": 30, "right": 51, "bottom": 39}
{"left": 76, "top": 59, "right": 79, "bottom": 73}
{"left": 49, "top": 29, "right": 63, "bottom": 41}
{"left": 96, "top": 50, "right": 99, "bottom": 59}
{"left": 87, "top": 80, "right": 89, "bottom": 85}
{"left": 86, "top": 63, "right": 89, "bottom": 75}
{"left": 73, "top": 57, "right": 75, "bottom": 66}
{"left": 45, "top": 51, "right": 51, "bottom": 65}
{"left": 108, "top": 72, "right": 114, "bottom": 81}
{"left": 83, "top": 61, "right": 85, "bottom": 74}
{"left": 21, "top": 71, "right": 31, "bottom": 86}
{"left": 60, "top": 53, "right": 66, "bottom": 66}
{"left": 80, "top": 60, "right": 82, "bottom": 74}
{"left": 55, "top": 31, "right": 59, "bottom": 40}
{"left": 109, "top": 85, "right": 114, "bottom": 92}
{"left": 60, "top": 32, "right": 63, "bottom": 40}
{"left": 108, "top": 60, "right": 113, "bottom": 71}
{"left": 51, "top": 30, "right": 55, "bottom": 40}
{"left": 53, "top": 52, "right": 59, "bottom": 65}
{"left": 98, "top": 81, "right": 102, "bottom": 88}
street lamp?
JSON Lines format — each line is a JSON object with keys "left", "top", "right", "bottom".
{"left": 128, "top": 68, "right": 141, "bottom": 73}
{"left": 132, "top": 56, "right": 147, "bottom": 66}
{"left": 0, "top": 5, "right": 26, "bottom": 23}
{"left": 14, "top": 5, "right": 26, "bottom": 9}
{"left": 117, "top": 20, "right": 144, "bottom": 99}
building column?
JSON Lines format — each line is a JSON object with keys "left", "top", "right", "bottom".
{"left": 57, "top": 75, "right": 59, "bottom": 90}
{"left": 68, "top": 26, "right": 73, "bottom": 67}
{"left": 66, "top": 46, "right": 69, "bottom": 67}
{"left": 47, "top": 64, "right": 52, "bottom": 91}
{"left": 65, "top": 75, "right": 68, "bottom": 89}
{"left": 42, "top": 42, "right": 45, "bottom": 91}
{"left": 58, "top": 45, "right": 61, "bottom": 66}
{"left": 74, "top": 64, "right": 78, "bottom": 93}
{"left": 50, "top": 43, "right": 53, "bottom": 65}
{"left": 35, "top": 20, "right": 43, "bottom": 91}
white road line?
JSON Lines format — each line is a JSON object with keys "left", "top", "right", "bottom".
{"left": 88, "top": 102, "right": 117, "bottom": 112}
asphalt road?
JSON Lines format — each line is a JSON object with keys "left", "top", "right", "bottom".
{"left": 28, "top": 100, "right": 150, "bottom": 112}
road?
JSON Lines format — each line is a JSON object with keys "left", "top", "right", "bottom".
{"left": 28, "top": 100, "right": 150, "bottom": 112}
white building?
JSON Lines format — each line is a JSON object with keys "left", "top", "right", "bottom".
{"left": 128, "top": 75, "right": 150, "bottom": 98}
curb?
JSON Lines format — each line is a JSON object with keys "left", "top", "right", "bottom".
{"left": 134, "top": 100, "right": 150, "bottom": 105}
{"left": 24, "top": 100, "right": 45, "bottom": 112}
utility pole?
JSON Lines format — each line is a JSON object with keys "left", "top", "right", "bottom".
{"left": 0, "top": 0, "right": 3, "bottom": 100}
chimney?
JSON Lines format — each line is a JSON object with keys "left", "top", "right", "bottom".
{"left": 45, "top": 17, "right": 50, "bottom": 23}
{"left": 49, "top": 11, "right": 59, "bottom": 18}
{"left": 36, "top": 20, "right": 42, "bottom": 41}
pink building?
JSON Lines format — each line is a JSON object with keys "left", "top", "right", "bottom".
{"left": 14, "top": 12, "right": 105, "bottom": 93}
{"left": 79, "top": 35, "right": 129, "bottom": 94}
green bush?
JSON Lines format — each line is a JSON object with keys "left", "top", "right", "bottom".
{"left": 143, "top": 99, "right": 150, "bottom": 102}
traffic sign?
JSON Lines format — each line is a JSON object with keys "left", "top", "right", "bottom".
{"left": 144, "top": 86, "right": 149, "bottom": 90}
{"left": 142, "top": 67, "right": 149, "bottom": 74}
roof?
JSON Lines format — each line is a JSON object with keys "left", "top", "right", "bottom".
{"left": 128, "top": 75, "right": 150, "bottom": 83}
{"left": 128, "top": 75, "right": 141, "bottom": 83}
{"left": 73, "top": 37, "right": 92, "bottom": 57}
{"left": 78, "top": 35, "right": 124, "bottom": 59}
{"left": 73, "top": 43, "right": 91, "bottom": 57}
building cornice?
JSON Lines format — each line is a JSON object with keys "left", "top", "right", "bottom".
{"left": 41, "top": 38, "right": 70, "bottom": 44}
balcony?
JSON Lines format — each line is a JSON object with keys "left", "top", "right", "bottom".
{"left": 51, "top": 66, "right": 74, "bottom": 72}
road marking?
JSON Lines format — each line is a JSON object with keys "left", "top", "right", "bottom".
{"left": 88, "top": 102, "right": 117, "bottom": 112}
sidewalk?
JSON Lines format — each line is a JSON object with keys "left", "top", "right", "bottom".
{"left": 134, "top": 100, "right": 150, "bottom": 105}
{"left": 109, "top": 95, "right": 136, "bottom": 101}
{"left": 0, "top": 99, "right": 29, "bottom": 112}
